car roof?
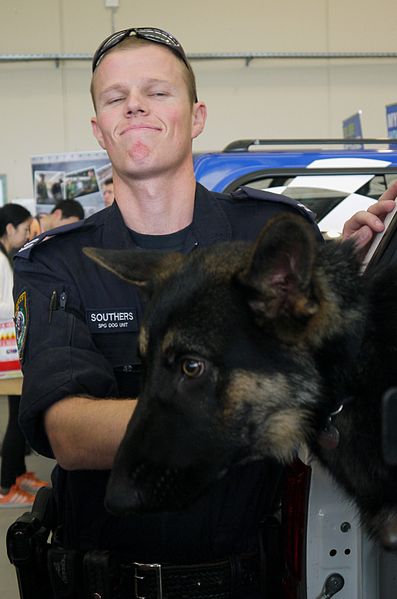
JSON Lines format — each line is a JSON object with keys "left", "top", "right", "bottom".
{"left": 194, "top": 138, "right": 397, "bottom": 192}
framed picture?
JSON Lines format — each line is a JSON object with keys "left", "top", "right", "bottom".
{"left": 31, "top": 151, "right": 111, "bottom": 217}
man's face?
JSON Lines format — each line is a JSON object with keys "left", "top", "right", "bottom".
{"left": 91, "top": 45, "right": 206, "bottom": 180}
{"left": 102, "top": 183, "right": 114, "bottom": 207}
{"left": 40, "top": 211, "right": 80, "bottom": 232}
{"left": 9, "top": 219, "right": 31, "bottom": 250}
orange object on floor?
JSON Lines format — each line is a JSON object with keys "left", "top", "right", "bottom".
{"left": 16, "top": 471, "right": 49, "bottom": 495}
{"left": 0, "top": 484, "right": 35, "bottom": 508}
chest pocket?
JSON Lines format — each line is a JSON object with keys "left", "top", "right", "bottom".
{"left": 81, "top": 274, "right": 145, "bottom": 397}
{"left": 92, "top": 330, "right": 139, "bottom": 367}
{"left": 88, "top": 310, "right": 142, "bottom": 398}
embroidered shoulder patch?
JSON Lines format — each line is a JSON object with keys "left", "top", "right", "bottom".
{"left": 14, "top": 291, "right": 28, "bottom": 361}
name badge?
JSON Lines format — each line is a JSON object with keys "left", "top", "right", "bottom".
{"left": 86, "top": 308, "right": 138, "bottom": 334}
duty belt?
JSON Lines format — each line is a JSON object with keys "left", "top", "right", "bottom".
{"left": 83, "top": 551, "right": 261, "bottom": 599}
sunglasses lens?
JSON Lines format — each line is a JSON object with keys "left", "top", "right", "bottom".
{"left": 134, "top": 28, "right": 189, "bottom": 69}
{"left": 139, "top": 28, "right": 181, "bottom": 49}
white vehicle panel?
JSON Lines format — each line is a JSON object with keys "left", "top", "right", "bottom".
{"left": 318, "top": 193, "right": 377, "bottom": 232}
{"left": 305, "top": 459, "right": 379, "bottom": 599}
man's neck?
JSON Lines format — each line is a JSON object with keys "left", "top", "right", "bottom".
{"left": 114, "top": 169, "right": 196, "bottom": 235}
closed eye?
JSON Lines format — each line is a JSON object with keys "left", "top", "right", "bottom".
{"left": 149, "top": 91, "right": 169, "bottom": 98}
{"left": 107, "top": 97, "right": 124, "bottom": 104}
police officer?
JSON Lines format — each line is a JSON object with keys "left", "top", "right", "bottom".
{"left": 12, "top": 27, "right": 395, "bottom": 599}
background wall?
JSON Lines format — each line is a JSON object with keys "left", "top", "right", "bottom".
{"left": 1, "top": 0, "right": 397, "bottom": 201}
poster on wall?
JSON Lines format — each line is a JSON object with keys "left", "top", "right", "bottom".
{"left": 342, "top": 111, "right": 364, "bottom": 150}
{"left": 386, "top": 103, "right": 397, "bottom": 150}
{"left": 31, "top": 151, "right": 112, "bottom": 218}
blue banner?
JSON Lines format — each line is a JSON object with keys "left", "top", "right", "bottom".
{"left": 342, "top": 111, "right": 363, "bottom": 149}
{"left": 386, "top": 103, "right": 397, "bottom": 149}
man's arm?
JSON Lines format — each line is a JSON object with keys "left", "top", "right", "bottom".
{"left": 14, "top": 242, "right": 138, "bottom": 464}
{"left": 44, "top": 396, "right": 137, "bottom": 471}
{"left": 342, "top": 179, "right": 397, "bottom": 250}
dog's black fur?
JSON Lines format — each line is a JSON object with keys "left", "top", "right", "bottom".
{"left": 85, "top": 214, "right": 397, "bottom": 550}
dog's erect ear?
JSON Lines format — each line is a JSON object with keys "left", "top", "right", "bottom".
{"left": 83, "top": 247, "right": 184, "bottom": 292}
{"left": 237, "top": 214, "right": 319, "bottom": 322}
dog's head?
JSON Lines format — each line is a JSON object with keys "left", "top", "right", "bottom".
{"left": 84, "top": 214, "right": 364, "bottom": 514}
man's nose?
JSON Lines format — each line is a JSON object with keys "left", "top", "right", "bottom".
{"left": 125, "top": 92, "right": 148, "bottom": 116}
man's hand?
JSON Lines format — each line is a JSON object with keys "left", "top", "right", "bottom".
{"left": 342, "top": 179, "right": 397, "bottom": 251}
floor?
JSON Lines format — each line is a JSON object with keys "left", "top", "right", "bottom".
{"left": 0, "top": 396, "right": 55, "bottom": 599}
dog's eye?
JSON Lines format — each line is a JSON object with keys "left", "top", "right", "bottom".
{"left": 181, "top": 358, "right": 205, "bottom": 378}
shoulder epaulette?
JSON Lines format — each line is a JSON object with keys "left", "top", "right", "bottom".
{"left": 231, "top": 186, "right": 317, "bottom": 224}
{"left": 15, "top": 219, "right": 94, "bottom": 260}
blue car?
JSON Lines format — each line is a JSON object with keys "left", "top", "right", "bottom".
{"left": 195, "top": 138, "right": 397, "bottom": 240}
{"left": 195, "top": 139, "right": 397, "bottom": 599}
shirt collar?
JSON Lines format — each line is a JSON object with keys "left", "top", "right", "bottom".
{"left": 188, "top": 183, "right": 232, "bottom": 248}
{"left": 102, "top": 183, "right": 232, "bottom": 252}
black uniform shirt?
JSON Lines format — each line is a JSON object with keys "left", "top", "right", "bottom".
{"left": 14, "top": 183, "right": 320, "bottom": 559}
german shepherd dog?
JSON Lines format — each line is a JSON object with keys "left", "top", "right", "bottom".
{"left": 85, "top": 213, "right": 397, "bottom": 550}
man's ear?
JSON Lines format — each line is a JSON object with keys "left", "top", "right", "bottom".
{"left": 191, "top": 102, "right": 207, "bottom": 140}
{"left": 52, "top": 209, "right": 62, "bottom": 222}
{"left": 236, "top": 214, "right": 319, "bottom": 324}
{"left": 91, "top": 116, "right": 106, "bottom": 150}
{"left": 83, "top": 247, "right": 184, "bottom": 294}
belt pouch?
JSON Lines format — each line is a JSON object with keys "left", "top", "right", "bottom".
{"left": 83, "top": 550, "right": 111, "bottom": 599}
{"left": 47, "top": 547, "right": 82, "bottom": 598}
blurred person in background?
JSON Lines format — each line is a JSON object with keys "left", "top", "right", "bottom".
{"left": 51, "top": 178, "right": 63, "bottom": 202}
{"left": 29, "top": 199, "right": 85, "bottom": 239}
{"left": 39, "top": 199, "right": 85, "bottom": 232}
{"left": 0, "top": 203, "right": 48, "bottom": 507}
{"left": 36, "top": 173, "right": 49, "bottom": 202}
{"left": 101, "top": 177, "right": 114, "bottom": 207}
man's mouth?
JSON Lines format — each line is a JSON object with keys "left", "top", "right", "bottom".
{"left": 120, "top": 124, "right": 161, "bottom": 135}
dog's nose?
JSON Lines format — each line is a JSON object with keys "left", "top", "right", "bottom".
{"left": 105, "top": 473, "right": 146, "bottom": 515}
{"left": 105, "top": 462, "right": 187, "bottom": 514}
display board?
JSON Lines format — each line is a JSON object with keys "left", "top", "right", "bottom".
{"left": 31, "top": 151, "right": 112, "bottom": 217}
{"left": 342, "top": 111, "right": 364, "bottom": 150}
{"left": 386, "top": 103, "right": 397, "bottom": 150}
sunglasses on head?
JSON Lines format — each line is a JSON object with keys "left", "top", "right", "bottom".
{"left": 93, "top": 28, "right": 196, "bottom": 85}
{"left": 92, "top": 28, "right": 198, "bottom": 101}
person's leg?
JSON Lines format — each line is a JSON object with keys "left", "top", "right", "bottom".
{"left": 0, "top": 395, "right": 26, "bottom": 491}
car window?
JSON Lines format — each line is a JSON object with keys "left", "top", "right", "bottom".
{"left": 244, "top": 173, "right": 397, "bottom": 239}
